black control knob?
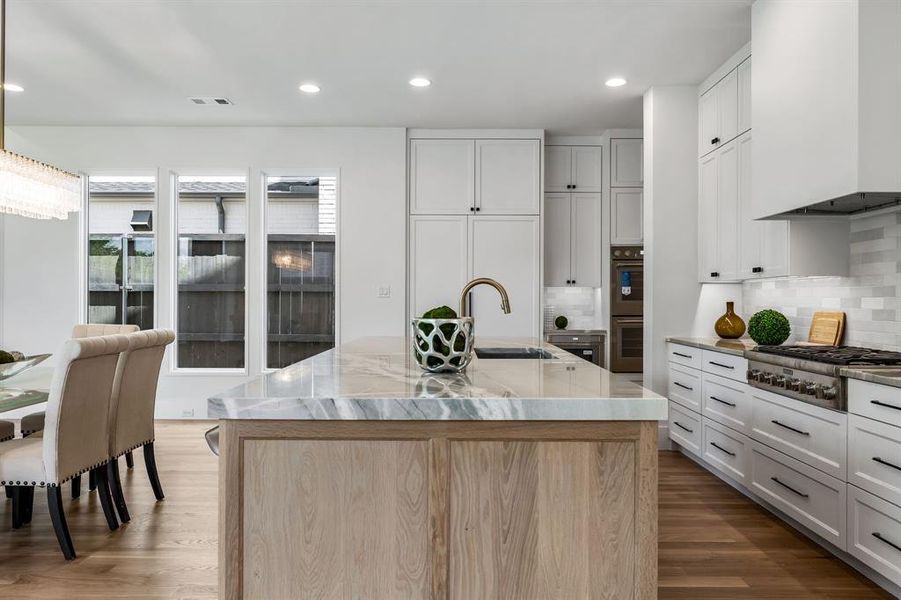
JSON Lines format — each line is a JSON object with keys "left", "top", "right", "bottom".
{"left": 787, "top": 378, "right": 802, "bottom": 392}
{"left": 775, "top": 376, "right": 787, "bottom": 388}
{"left": 822, "top": 386, "right": 838, "bottom": 401}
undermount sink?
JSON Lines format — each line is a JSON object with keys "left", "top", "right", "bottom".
{"left": 474, "top": 347, "right": 556, "bottom": 360}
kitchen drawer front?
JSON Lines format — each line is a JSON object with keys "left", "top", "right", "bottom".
{"left": 750, "top": 387, "right": 847, "bottom": 480}
{"left": 750, "top": 441, "right": 846, "bottom": 549}
{"left": 701, "top": 349, "right": 748, "bottom": 383}
{"left": 669, "top": 401, "right": 702, "bottom": 457}
{"left": 668, "top": 364, "right": 702, "bottom": 412}
{"left": 702, "top": 372, "right": 751, "bottom": 434}
{"left": 847, "top": 485, "right": 901, "bottom": 587}
{"left": 849, "top": 414, "right": 901, "bottom": 507}
{"left": 702, "top": 417, "right": 750, "bottom": 485}
{"left": 849, "top": 379, "right": 901, "bottom": 429}
{"left": 667, "top": 343, "right": 703, "bottom": 370}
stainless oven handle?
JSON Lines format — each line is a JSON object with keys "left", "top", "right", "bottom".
{"left": 614, "top": 319, "right": 643, "bottom": 324}
{"left": 613, "top": 262, "right": 644, "bottom": 268}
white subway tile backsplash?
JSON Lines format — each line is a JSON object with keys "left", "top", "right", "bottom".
{"left": 544, "top": 287, "right": 603, "bottom": 331}
{"left": 742, "top": 210, "right": 901, "bottom": 351}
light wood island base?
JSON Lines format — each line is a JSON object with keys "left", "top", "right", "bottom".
{"left": 219, "top": 419, "right": 658, "bottom": 599}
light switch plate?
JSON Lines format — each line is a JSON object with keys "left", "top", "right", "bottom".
{"left": 377, "top": 286, "right": 391, "bottom": 298}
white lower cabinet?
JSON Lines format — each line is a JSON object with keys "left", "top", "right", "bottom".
{"left": 750, "top": 440, "right": 847, "bottom": 550}
{"left": 702, "top": 417, "right": 750, "bottom": 485}
{"left": 702, "top": 372, "right": 751, "bottom": 435}
{"left": 750, "top": 387, "right": 848, "bottom": 480}
{"left": 847, "top": 485, "right": 901, "bottom": 587}
{"left": 668, "top": 363, "right": 702, "bottom": 412}
{"left": 849, "top": 414, "right": 901, "bottom": 508}
{"left": 669, "top": 401, "right": 702, "bottom": 457}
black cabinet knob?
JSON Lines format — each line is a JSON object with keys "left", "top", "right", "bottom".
{"left": 710, "top": 272, "right": 720, "bottom": 278}
{"left": 572, "top": 185, "right": 576, "bottom": 189}
{"left": 469, "top": 206, "right": 474, "bottom": 212}
{"left": 572, "top": 279, "right": 576, "bottom": 284}
{"left": 752, "top": 266, "right": 763, "bottom": 273}
{"left": 711, "top": 137, "right": 720, "bottom": 144}
{"left": 475, "top": 207, "right": 481, "bottom": 212}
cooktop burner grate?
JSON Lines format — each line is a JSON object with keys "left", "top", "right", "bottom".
{"left": 754, "top": 345, "right": 901, "bottom": 366}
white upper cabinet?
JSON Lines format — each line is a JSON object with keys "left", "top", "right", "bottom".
{"left": 409, "top": 139, "right": 475, "bottom": 214}
{"left": 752, "top": 0, "right": 901, "bottom": 218}
{"left": 469, "top": 216, "right": 540, "bottom": 337}
{"left": 737, "top": 57, "right": 752, "bottom": 135}
{"left": 544, "top": 146, "right": 573, "bottom": 192}
{"left": 409, "top": 216, "right": 469, "bottom": 318}
{"left": 698, "top": 151, "right": 720, "bottom": 281}
{"left": 544, "top": 145, "right": 602, "bottom": 192}
{"left": 739, "top": 131, "right": 789, "bottom": 279}
{"left": 611, "top": 188, "right": 643, "bottom": 245}
{"left": 714, "top": 139, "right": 741, "bottom": 281}
{"left": 610, "top": 139, "right": 643, "bottom": 187}
{"left": 698, "top": 88, "right": 719, "bottom": 157}
{"left": 544, "top": 193, "right": 572, "bottom": 287}
{"left": 571, "top": 147, "right": 603, "bottom": 192}
{"left": 475, "top": 139, "right": 540, "bottom": 214}
{"left": 571, "top": 194, "right": 601, "bottom": 287}
{"left": 717, "top": 69, "right": 739, "bottom": 149}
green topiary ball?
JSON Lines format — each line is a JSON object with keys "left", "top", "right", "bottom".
{"left": 748, "top": 309, "right": 791, "bottom": 345}
{"left": 554, "top": 315, "right": 568, "bottom": 330}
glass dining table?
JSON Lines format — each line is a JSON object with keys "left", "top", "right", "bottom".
{"left": 0, "top": 355, "right": 53, "bottom": 415}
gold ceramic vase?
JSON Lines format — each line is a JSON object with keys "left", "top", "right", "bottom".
{"left": 715, "top": 301, "right": 746, "bottom": 339}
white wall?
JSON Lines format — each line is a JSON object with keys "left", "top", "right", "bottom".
{"left": 0, "top": 126, "right": 406, "bottom": 416}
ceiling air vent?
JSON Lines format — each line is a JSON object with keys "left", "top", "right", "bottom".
{"left": 188, "top": 97, "right": 234, "bottom": 106}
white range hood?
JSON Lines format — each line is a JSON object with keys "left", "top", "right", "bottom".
{"left": 752, "top": 0, "right": 901, "bottom": 218}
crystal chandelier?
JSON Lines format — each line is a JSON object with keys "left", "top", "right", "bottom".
{"left": 0, "top": 0, "right": 79, "bottom": 220}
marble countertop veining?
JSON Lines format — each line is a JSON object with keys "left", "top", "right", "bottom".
{"left": 842, "top": 368, "right": 901, "bottom": 389}
{"left": 666, "top": 336, "right": 757, "bottom": 357}
{"left": 208, "top": 337, "right": 667, "bottom": 421}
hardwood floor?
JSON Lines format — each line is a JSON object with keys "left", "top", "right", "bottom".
{"left": 0, "top": 422, "right": 891, "bottom": 599}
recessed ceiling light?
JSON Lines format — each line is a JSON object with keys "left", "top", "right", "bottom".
{"left": 409, "top": 77, "right": 431, "bottom": 88}
{"left": 605, "top": 77, "right": 627, "bottom": 88}
{"left": 3, "top": 83, "right": 23, "bottom": 92}
{"left": 299, "top": 83, "right": 320, "bottom": 94}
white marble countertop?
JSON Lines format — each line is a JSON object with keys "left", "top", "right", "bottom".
{"left": 208, "top": 337, "right": 667, "bottom": 421}
{"left": 666, "top": 336, "right": 757, "bottom": 356}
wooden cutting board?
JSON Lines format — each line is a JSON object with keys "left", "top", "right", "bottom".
{"left": 808, "top": 311, "right": 845, "bottom": 346}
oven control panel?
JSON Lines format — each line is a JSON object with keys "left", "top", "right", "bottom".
{"left": 746, "top": 360, "right": 844, "bottom": 411}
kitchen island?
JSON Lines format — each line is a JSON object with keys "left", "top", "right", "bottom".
{"left": 210, "top": 337, "right": 667, "bottom": 600}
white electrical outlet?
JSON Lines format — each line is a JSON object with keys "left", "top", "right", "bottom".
{"left": 181, "top": 408, "right": 195, "bottom": 418}
{"left": 377, "top": 286, "right": 391, "bottom": 298}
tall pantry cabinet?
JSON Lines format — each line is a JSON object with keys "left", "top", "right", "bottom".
{"left": 408, "top": 133, "right": 542, "bottom": 337}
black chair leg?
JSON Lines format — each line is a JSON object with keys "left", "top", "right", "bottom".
{"left": 71, "top": 474, "right": 81, "bottom": 499}
{"left": 47, "top": 486, "right": 76, "bottom": 560}
{"left": 5, "top": 486, "right": 11, "bottom": 499}
{"left": 125, "top": 451, "right": 134, "bottom": 469}
{"left": 92, "top": 467, "right": 118, "bottom": 531}
{"left": 20, "top": 486, "right": 34, "bottom": 524}
{"left": 88, "top": 469, "right": 96, "bottom": 491}
{"left": 107, "top": 460, "right": 130, "bottom": 523}
{"left": 10, "top": 487, "right": 22, "bottom": 529}
{"left": 143, "top": 442, "right": 164, "bottom": 501}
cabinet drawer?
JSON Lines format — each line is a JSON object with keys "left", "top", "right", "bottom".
{"left": 750, "top": 441, "right": 846, "bottom": 549}
{"left": 702, "top": 372, "right": 751, "bottom": 434}
{"left": 547, "top": 333, "right": 603, "bottom": 345}
{"left": 847, "top": 485, "right": 901, "bottom": 587}
{"left": 667, "top": 343, "right": 702, "bottom": 370}
{"left": 849, "top": 414, "right": 901, "bottom": 507}
{"left": 702, "top": 417, "right": 750, "bottom": 485}
{"left": 701, "top": 349, "right": 747, "bottom": 382}
{"left": 669, "top": 402, "right": 702, "bottom": 457}
{"left": 849, "top": 379, "right": 901, "bottom": 429}
{"left": 750, "top": 387, "right": 847, "bottom": 480}
{"left": 668, "top": 364, "right": 702, "bottom": 412}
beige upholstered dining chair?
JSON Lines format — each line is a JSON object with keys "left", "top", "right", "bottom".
{"left": 20, "top": 323, "right": 139, "bottom": 498}
{"left": 105, "top": 329, "right": 174, "bottom": 523}
{"left": 0, "top": 421, "right": 13, "bottom": 442}
{"left": 0, "top": 334, "right": 130, "bottom": 559}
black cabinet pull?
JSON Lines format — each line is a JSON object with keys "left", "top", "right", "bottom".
{"left": 770, "top": 476, "right": 809, "bottom": 498}
{"left": 711, "top": 137, "right": 720, "bottom": 144}
{"left": 572, "top": 185, "right": 577, "bottom": 189}
{"left": 710, "top": 272, "right": 720, "bottom": 278}
{"left": 673, "top": 421, "right": 694, "bottom": 433}
{"left": 771, "top": 419, "right": 810, "bottom": 436}
{"left": 469, "top": 206, "right": 474, "bottom": 212}
{"left": 872, "top": 399, "right": 901, "bottom": 412}
{"left": 709, "top": 361, "right": 735, "bottom": 370}
{"left": 872, "top": 457, "right": 901, "bottom": 472}
{"left": 873, "top": 532, "right": 901, "bottom": 553}
{"left": 710, "top": 395, "right": 737, "bottom": 408}
{"left": 710, "top": 441, "right": 736, "bottom": 457}
{"left": 673, "top": 382, "right": 693, "bottom": 391}
{"left": 572, "top": 279, "right": 576, "bottom": 284}
{"left": 475, "top": 207, "right": 481, "bottom": 212}
{"left": 673, "top": 352, "right": 693, "bottom": 359}
{"left": 752, "top": 266, "right": 763, "bottom": 273}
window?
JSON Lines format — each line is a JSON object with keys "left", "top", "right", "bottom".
{"left": 87, "top": 176, "right": 155, "bottom": 329}
{"left": 175, "top": 175, "right": 246, "bottom": 369}
{"left": 265, "top": 175, "right": 336, "bottom": 368}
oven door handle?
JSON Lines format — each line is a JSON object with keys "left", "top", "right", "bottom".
{"left": 613, "top": 262, "right": 644, "bottom": 268}
{"left": 614, "top": 318, "right": 644, "bottom": 324}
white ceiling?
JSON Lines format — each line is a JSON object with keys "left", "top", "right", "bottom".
{"left": 5, "top": 0, "right": 751, "bottom": 133}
